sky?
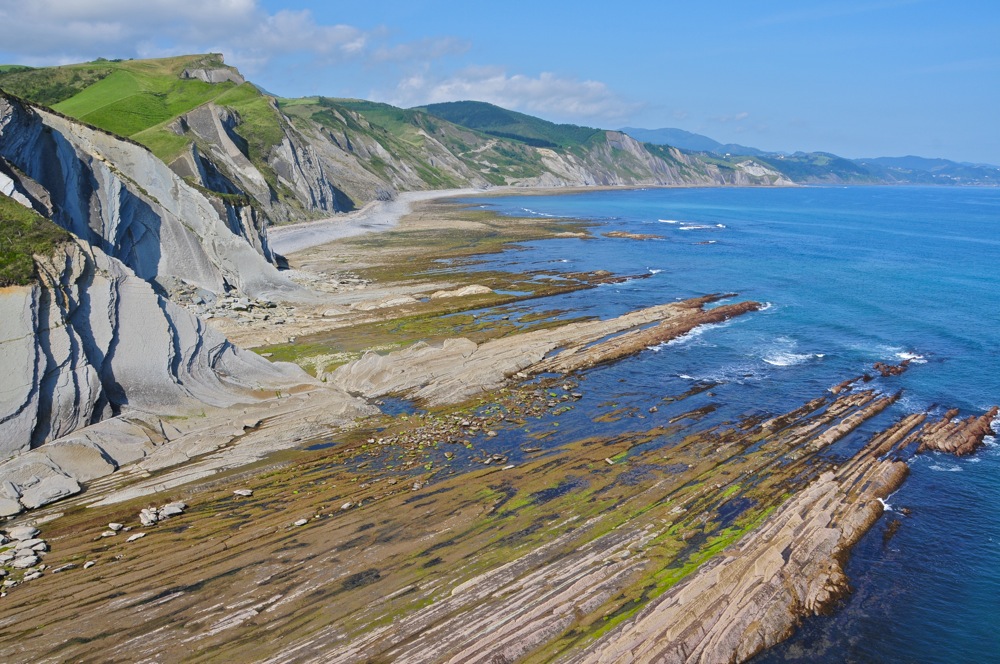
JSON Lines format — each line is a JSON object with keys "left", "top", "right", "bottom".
{"left": 0, "top": 0, "right": 997, "bottom": 164}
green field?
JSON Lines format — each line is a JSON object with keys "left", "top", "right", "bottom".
{"left": 0, "top": 54, "right": 286, "bottom": 165}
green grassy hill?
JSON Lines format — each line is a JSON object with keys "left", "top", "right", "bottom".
{"left": 0, "top": 54, "right": 284, "bottom": 166}
{"left": 281, "top": 97, "right": 549, "bottom": 187}
{"left": 416, "top": 100, "right": 603, "bottom": 149}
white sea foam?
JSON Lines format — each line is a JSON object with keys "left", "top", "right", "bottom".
{"left": 896, "top": 351, "right": 928, "bottom": 364}
{"left": 716, "top": 223, "right": 727, "bottom": 228}
{"left": 929, "top": 464, "right": 963, "bottom": 472}
{"left": 665, "top": 323, "right": 713, "bottom": 346}
{"left": 877, "top": 497, "right": 893, "bottom": 511}
{"left": 679, "top": 225, "right": 713, "bottom": 231}
{"left": 648, "top": 268, "right": 663, "bottom": 274}
{"left": 763, "top": 351, "right": 818, "bottom": 367}
{"left": 678, "top": 374, "right": 695, "bottom": 380}
{"left": 658, "top": 219, "right": 680, "bottom": 224}
{"left": 521, "top": 207, "right": 563, "bottom": 218}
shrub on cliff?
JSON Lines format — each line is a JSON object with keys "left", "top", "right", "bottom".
{"left": 0, "top": 195, "right": 71, "bottom": 286}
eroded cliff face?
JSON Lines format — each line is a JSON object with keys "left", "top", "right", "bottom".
{"left": 0, "top": 93, "right": 299, "bottom": 299}
{"left": 0, "top": 239, "right": 314, "bottom": 513}
{"left": 173, "top": 99, "right": 789, "bottom": 217}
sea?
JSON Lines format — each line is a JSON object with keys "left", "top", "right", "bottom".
{"left": 452, "top": 186, "right": 1000, "bottom": 663}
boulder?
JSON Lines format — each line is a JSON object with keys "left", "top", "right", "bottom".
{"left": 6, "top": 526, "right": 38, "bottom": 541}
{"left": 0, "top": 499, "right": 22, "bottom": 517}
{"left": 11, "top": 554, "right": 39, "bottom": 568}
{"left": 19, "top": 475, "right": 81, "bottom": 509}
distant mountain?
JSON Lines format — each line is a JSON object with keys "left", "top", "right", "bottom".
{"left": 856, "top": 156, "right": 1000, "bottom": 185}
{"left": 622, "top": 125, "right": 1000, "bottom": 186}
{"left": 416, "top": 100, "right": 603, "bottom": 149}
{"left": 864, "top": 155, "right": 960, "bottom": 171}
{"left": 620, "top": 126, "right": 767, "bottom": 157}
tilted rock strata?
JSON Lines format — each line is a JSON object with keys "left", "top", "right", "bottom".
{"left": 0, "top": 92, "right": 300, "bottom": 299}
{"left": 330, "top": 295, "right": 758, "bottom": 405}
{"left": 0, "top": 239, "right": 316, "bottom": 512}
{"left": 569, "top": 436, "right": 909, "bottom": 663}
{"left": 916, "top": 406, "right": 999, "bottom": 456}
{"left": 566, "top": 406, "right": 998, "bottom": 664}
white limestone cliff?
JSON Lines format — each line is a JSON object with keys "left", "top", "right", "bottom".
{"left": 0, "top": 92, "right": 301, "bottom": 299}
{"left": 0, "top": 239, "right": 315, "bottom": 513}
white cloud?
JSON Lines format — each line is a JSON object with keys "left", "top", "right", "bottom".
{"left": 386, "top": 66, "right": 639, "bottom": 122}
{"left": 0, "top": 1, "right": 448, "bottom": 72}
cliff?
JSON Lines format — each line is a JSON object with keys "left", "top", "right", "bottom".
{"left": 0, "top": 55, "right": 792, "bottom": 228}
{"left": 0, "top": 91, "right": 301, "bottom": 299}
{"left": 0, "top": 236, "right": 314, "bottom": 514}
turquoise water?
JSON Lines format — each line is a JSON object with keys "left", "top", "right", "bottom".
{"left": 458, "top": 186, "right": 1000, "bottom": 663}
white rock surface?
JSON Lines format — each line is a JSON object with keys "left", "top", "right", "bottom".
{"left": 0, "top": 92, "right": 302, "bottom": 299}
{"left": 429, "top": 285, "right": 494, "bottom": 299}
{"left": 6, "top": 526, "right": 38, "bottom": 541}
{"left": 11, "top": 555, "right": 39, "bottom": 568}
{"left": 0, "top": 239, "right": 316, "bottom": 507}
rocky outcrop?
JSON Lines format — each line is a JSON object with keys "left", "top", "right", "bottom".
{"left": 571, "top": 436, "right": 910, "bottom": 664}
{"left": 916, "top": 406, "right": 999, "bottom": 456}
{"left": 0, "top": 238, "right": 314, "bottom": 512}
{"left": 180, "top": 67, "right": 245, "bottom": 85}
{"left": 0, "top": 92, "right": 300, "bottom": 299}
{"left": 331, "top": 295, "right": 759, "bottom": 405}
{"left": 168, "top": 102, "right": 359, "bottom": 224}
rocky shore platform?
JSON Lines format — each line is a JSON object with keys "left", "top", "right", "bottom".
{"left": 0, "top": 198, "right": 994, "bottom": 663}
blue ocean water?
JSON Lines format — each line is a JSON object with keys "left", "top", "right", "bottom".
{"left": 456, "top": 186, "right": 1000, "bottom": 663}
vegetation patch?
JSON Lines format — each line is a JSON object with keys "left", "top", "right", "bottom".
{"left": 0, "top": 195, "right": 72, "bottom": 286}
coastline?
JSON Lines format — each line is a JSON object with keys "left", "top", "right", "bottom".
{"left": 267, "top": 181, "right": 801, "bottom": 257}
{"left": 267, "top": 188, "right": 482, "bottom": 256}
{"left": 0, "top": 186, "right": 995, "bottom": 663}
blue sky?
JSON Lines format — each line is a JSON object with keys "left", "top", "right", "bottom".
{"left": 1, "top": 0, "right": 997, "bottom": 163}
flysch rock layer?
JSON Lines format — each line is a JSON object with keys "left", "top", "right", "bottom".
{"left": 568, "top": 433, "right": 910, "bottom": 664}
{"left": 0, "top": 91, "right": 302, "bottom": 300}
{"left": 330, "top": 294, "right": 759, "bottom": 405}
{"left": 0, "top": 238, "right": 321, "bottom": 513}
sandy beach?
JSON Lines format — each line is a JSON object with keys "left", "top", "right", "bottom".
{"left": 267, "top": 188, "right": 484, "bottom": 256}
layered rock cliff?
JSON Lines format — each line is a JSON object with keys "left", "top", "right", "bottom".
{"left": 0, "top": 91, "right": 300, "bottom": 299}
{"left": 0, "top": 236, "right": 314, "bottom": 513}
